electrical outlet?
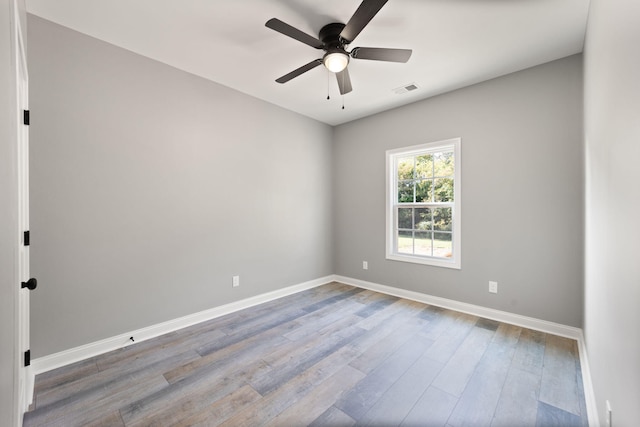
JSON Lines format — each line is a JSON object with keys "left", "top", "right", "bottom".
{"left": 606, "top": 400, "right": 612, "bottom": 426}
{"left": 489, "top": 281, "right": 498, "bottom": 294}
{"left": 232, "top": 275, "right": 240, "bottom": 287}
{"left": 363, "top": 261, "right": 368, "bottom": 270}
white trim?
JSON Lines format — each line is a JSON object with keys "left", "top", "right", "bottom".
{"left": 31, "top": 275, "right": 333, "bottom": 375}
{"left": 13, "top": 0, "right": 32, "bottom": 419}
{"left": 334, "top": 275, "right": 581, "bottom": 339}
{"left": 576, "top": 332, "right": 600, "bottom": 426}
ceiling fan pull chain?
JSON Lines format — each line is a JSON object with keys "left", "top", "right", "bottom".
{"left": 341, "top": 72, "right": 345, "bottom": 110}
{"left": 327, "top": 71, "right": 331, "bottom": 100}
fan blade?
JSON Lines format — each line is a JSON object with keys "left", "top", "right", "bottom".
{"left": 336, "top": 68, "right": 353, "bottom": 95}
{"left": 266, "top": 18, "right": 323, "bottom": 49}
{"left": 340, "top": 0, "right": 388, "bottom": 43}
{"left": 351, "top": 47, "right": 412, "bottom": 62}
{"left": 276, "top": 59, "right": 323, "bottom": 84}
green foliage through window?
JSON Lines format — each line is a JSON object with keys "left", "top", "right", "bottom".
{"left": 397, "top": 150, "right": 454, "bottom": 203}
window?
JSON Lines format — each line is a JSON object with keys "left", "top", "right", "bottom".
{"left": 386, "top": 138, "right": 461, "bottom": 269}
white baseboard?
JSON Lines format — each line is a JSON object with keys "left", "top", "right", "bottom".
{"left": 30, "top": 273, "right": 598, "bottom": 427}
{"left": 334, "top": 275, "right": 582, "bottom": 339}
{"left": 576, "top": 332, "right": 600, "bottom": 426}
{"left": 31, "top": 275, "right": 333, "bottom": 376}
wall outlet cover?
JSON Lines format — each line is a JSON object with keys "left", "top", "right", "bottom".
{"left": 489, "top": 281, "right": 498, "bottom": 294}
{"left": 232, "top": 275, "right": 240, "bottom": 287}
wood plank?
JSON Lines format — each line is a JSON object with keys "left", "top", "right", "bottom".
{"left": 430, "top": 325, "right": 494, "bottom": 397}
{"left": 283, "top": 298, "right": 366, "bottom": 341}
{"left": 539, "top": 334, "right": 581, "bottom": 415}
{"left": 575, "top": 360, "right": 590, "bottom": 427}
{"left": 446, "top": 323, "right": 521, "bottom": 426}
{"left": 300, "top": 286, "right": 366, "bottom": 314}
{"left": 198, "top": 307, "right": 309, "bottom": 356}
{"left": 354, "top": 295, "right": 399, "bottom": 318}
{"left": 354, "top": 298, "right": 425, "bottom": 331}
{"left": 167, "top": 385, "right": 262, "bottom": 427}
{"left": 32, "top": 357, "right": 99, "bottom": 402}
{"left": 511, "top": 328, "right": 546, "bottom": 375}
{"left": 83, "top": 411, "right": 125, "bottom": 427}
{"left": 95, "top": 327, "right": 225, "bottom": 373}
{"left": 120, "top": 358, "right": 266, "bottom": 426}
{"left": 35, "top": 348, "right": 201, "bottom": 409}
{"left": 162, "top": 322, "right": 291, "bottom": 385}
{"left": 422, "top": 312, "right": 478, "bottom": 363}
{"left": 400, "top": 386, "right": 458, "bottom": 427}
{"left": 249, "top": 324, "right": 366, "bottom": 395}
{"left": 348, "top": 316, "right": 426, "bottom": 374}
{"left": 491, "top": 367, "right": 540, "bottom": 427}
{"left": 24, "top": 373, "right": 169, "bottom": 427}
{"left": 335, "top": 335, "right": 434, "bottom": 420}
{"left": 264, "top": 365, "right": 365, "bottom": 427}
{"left": 269, "top": 310, "right": 367, "bottom": 371}
{"left": 218, "top": 343, "right": 363, "bottom": 427}
{"left": 475, "top": 317, "right": 501, "bottom": 331}
{"left": 309, "top": 406, "right": 356, "bottom": 427}
{"left": 420, "top": 306, "right": 463, "bottom": 341}
{"left": 346, "top": 312, "right": 418, "bottom": 356}
{"left": 356, "top": 351, "right": 444, "bottom": 425}
{"left": 535, "top": 401, "right": 583, "bottom": 427}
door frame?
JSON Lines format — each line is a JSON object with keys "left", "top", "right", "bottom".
{"left": 16, "top": 2, "right": 32, "bottom": 414}
{"left": 11, "top": 0, "right": 31, "bottom": 421}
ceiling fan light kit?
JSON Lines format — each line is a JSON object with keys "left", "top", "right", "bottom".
{"left": 323, "top": 51, "right": 349, "bottom": 73}
{"left": 265, "top": 0, "right": 412, "bottom": 97}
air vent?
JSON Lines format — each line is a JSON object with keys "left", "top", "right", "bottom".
{"left": 393, "top": 83, "right": 419, "bottom": 95}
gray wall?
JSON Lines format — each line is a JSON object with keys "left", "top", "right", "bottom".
{"left": 583, "top": 0, "right": 640, "bottom": 424}
{"left": 1, "top": 1, "right": 24, "bottom": 424}
{"left": 333, "top": 55, "right": 584, "bottom": 327}
{"left": 28, "top": 16, "right": 333, "bottom": 358}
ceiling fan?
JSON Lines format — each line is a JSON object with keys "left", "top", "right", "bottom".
{"left": 265, "top": 0, "right": 412, "bottom": 95}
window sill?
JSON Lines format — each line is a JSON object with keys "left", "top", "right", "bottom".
{"left": 386, "top": 253, "right": 461, "bottom": 270}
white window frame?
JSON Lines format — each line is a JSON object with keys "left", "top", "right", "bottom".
{"left": 386, "top": 138, "right": 461, "bottom": 269}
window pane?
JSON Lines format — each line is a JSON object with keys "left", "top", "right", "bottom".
{"left": 415, "top": 154, "right": 433, "bottom": 178}
{"left": 415, "top": 179, "right": 432, "bottom": 203}
{"left": 398, "top": 208, "right": 413, "bottom": 229}
{"left": 398, "top": 181, "right": 414, "bottom": 203}
{"left": 434, "top": 151, "right": 454, "bottom": 177}
{"left": 433, "top": 207, "right": 452, "bottom": 231}
{"left": 398, "top": 230, "right": 413, "bottom": 254}
{"left": 414, "top": 231, "right": 432, "bottom": 256}
{"left": 434, "top": 178, "right": 454, "bottom": 202}
{"left": 397, "top": 157, "right": 414, "bottom": 181}
{"left": 414, "top": 208, "right": 432, "bottom": 231}
{"left": 434, "top": 232, "right": 452, "bottom": 258}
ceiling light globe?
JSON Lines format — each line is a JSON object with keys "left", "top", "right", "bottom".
{"left": 323, "top": 51, "right": 349, "bottom": 73}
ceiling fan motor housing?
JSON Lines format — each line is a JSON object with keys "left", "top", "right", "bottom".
{"left": 319, "top": 23, "right": 348, "bottom": 49}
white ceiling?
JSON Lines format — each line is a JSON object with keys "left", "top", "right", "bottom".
{"left": 26, "top": 0, "right": 590, "bottom": 126}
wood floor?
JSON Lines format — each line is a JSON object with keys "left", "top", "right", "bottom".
{"left": 24, "top": 282, "right": 588, "bottom": 426}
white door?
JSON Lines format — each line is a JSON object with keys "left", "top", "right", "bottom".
{"left": 15, "top": 5, "right": 33, "bottom": 413}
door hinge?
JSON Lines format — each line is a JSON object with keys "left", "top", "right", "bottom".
{"left": 24, "top": 230, "right": 30, "bottom": 246}
{"left": 23, "top": 110, "right": 30, "bottom": 126}
{"left": 24, "top": 350, "right": 31, "bottom": 367}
